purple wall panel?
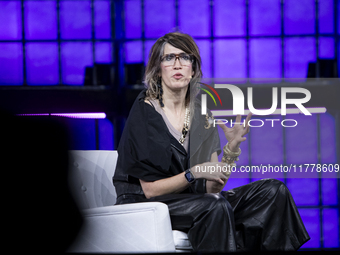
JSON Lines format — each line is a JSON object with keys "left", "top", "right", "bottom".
{"left": 26, "top": 43, "right": 59, "bottom": 85}
{"left": 214, "top": 39, "right": 246, "bottom": 79}
{"left": 61, "top": 42, "right": 93, "bottom": 85}
{"left": 0, "top": 43, "right": 23, "bottom": 85}
{"left": 322, "top": 177, "right": 338, "bottom": 205}
{"left": 195, "top": 39, "right": 211, "bottom": 78}
{"left": 287, "top": 177, "right": 319, "bottom": 206}
{"left": 223, "top": 178, "right": 250, "bottom": 191}
{"left": 24, "top": 1, "right": 57, "bottom": 40}
{"left": 144, "top": 39, "right": 157, "bottom": 64}
{"left": 299, "top": 209, "right": 320, "bottom": 248}
{"left": 319, "top": 37, "right": 335, "bottom": 58}
{"left": 322, "top": 209, "right": 339, "bottom": 248}
{"left": 285, "top": 115, "right": 318, "bottom": 165}
{"left": 251, "top": 175, "right": 284, "bottom": 183}
{"left": 99, "top": 118, "right": 114, "bottom": 150}
{"left": 250, "top": 38, "right": 281, "bottom": 79}
{"left": 214, "top": 0, "right": 246, "bottom": 36}
{"left": 284, "top": 37, "right": 316, "bottom": 79}
{"left": 94, "top": 0, "right": 111, "bottom": 39}
{"left": 284, "top": 0, "right": 315, "bottom": 35}
{"left": 338, "top": 0, "right": 340, "bottom": 34}
{"left": 320, "top": 113, "right": 337, "bottom": 163}
{"left": 95, "top": 42, "right": 112, "bottom": 63}
{"left": 60, "top": 0, "right": 92, "bottom": 39}
{"left": 144, "top": 0, "right": 175, "bottom": 38}
{"left": 125, "top": 0, "right": 142, "bottom": 39}
{"left": 319, "top": 0, "right": 334, "bottom": 34}
{"left": 249, "top": 0, "right": 281, "bottom": 36}
{"left": 125, "top": 41, "right": 143, "bottom": 63}
{"left": 178, "top": 0, "right": 210, "bottom": 37}
{"left": 0, "top": 1, "right": 22, "bottom": 40}
{"left": 320, "top": 113, "right": 338, "bottom": 206}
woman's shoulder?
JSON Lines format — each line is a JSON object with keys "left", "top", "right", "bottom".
{"left": 128, "top": 89, "right": 153, "bottom": 113}
{"left": 144, "top": 99, "right": 152, "bottom": 106}
{"left": 123, "top": 89, "right": 164, "bottom": 133}
{"left": 133, "top": 89, "right": 157, "bottom": 108}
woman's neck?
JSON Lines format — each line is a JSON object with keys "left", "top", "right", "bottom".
{"left": 162, "top": 87, "right": 187, "bottom": 114}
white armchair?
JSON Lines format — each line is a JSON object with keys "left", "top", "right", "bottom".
{"left": 67, "top": 150, "right": 192, "bottom": 253}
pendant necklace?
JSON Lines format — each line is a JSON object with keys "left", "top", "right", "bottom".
{"left": 179, "top": 106, "right": 190, "bottom": 145}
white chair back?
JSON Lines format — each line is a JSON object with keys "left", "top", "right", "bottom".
{"left": 68, "top": 150, "right": 118, "bottom": 209}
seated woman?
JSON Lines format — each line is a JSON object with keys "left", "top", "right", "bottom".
{"left": 113, "top": 32, "right": 310, "bottom": 252}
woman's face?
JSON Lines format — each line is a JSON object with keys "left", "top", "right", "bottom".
{"left": 160, "top": 43, "right": 194, "bottom": 93}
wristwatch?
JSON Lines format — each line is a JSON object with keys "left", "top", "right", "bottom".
{"left": 184, "top": 169, "right": 196, "bottom": 183}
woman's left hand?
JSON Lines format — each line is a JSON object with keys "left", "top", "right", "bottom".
{"left": 217, "top": 113, "right": 252, "bottom": 152}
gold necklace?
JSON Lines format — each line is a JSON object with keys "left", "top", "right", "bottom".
{"left": 179, "top": 106, "right": 190, "bottom": 145}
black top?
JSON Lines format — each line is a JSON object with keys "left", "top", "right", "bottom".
{"left": 112, "top": 89, "right": 221, "bottom": 201}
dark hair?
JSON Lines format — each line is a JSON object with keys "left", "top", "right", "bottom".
{"left": 144, "top": 32, "right": 202, "bottom": 103}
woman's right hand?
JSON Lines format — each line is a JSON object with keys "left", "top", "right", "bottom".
{"left": 191, "top": 162, "right": 231, "bottom": 185}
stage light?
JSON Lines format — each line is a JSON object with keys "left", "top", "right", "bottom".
{"left": 16, "top": 113, "right": 106, "bottom": 119}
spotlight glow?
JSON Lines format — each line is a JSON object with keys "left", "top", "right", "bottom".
{"left": 16, "top": 112, "right": 106, "bottom": 119}
{"left": 50, "top": 113, "right": 106, "bottom": 119}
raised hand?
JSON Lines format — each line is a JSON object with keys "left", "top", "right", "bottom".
{"left": 217, "top": 113, "right": 252, "bottom": 152}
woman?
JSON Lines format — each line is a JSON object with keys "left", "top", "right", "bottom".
{"left": 113, "top": 32, "right": 310, "bottom": 252}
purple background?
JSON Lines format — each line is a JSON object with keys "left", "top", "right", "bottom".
{"left": 0, "top": 0, "right": 338, "bottom": 250}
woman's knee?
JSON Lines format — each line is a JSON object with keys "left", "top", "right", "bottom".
{"left": 260, "top": 178, "right": 290, "bottom": 197}
{"left": 204, "top": 193, "right": 233, "bottom": 214}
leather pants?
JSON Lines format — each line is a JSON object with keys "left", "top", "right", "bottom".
{"left": 116, "top": 178, "right": 310, "bottom": 252}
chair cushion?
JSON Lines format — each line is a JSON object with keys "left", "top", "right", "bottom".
{"left": 172, "top": 230, "right": 192, "bottom": 250}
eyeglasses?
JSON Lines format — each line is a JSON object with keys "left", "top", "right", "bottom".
{"left": 161, "top": 53, "right": 194, "bottom": 66}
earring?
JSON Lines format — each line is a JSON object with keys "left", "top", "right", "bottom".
{"left": 157, "top": 83, "right": 164, "bottom": 107}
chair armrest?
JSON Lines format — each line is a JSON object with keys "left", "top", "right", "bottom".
{"left": 68, "top": 202, "right": 176, "bottom": 253}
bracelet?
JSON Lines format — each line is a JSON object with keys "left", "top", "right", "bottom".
{"left": 228, "top": 162, "right": 237, "bottom": 167}
{"left": 222, "top": 155, "right": 238, "bottom": 164}
{"left": 221, "top": 142, "right": 241, "bottom": 164}
{"left": 225, "top": 162, "right": 237, "bottom": 173}
{"left": 225, "top": 142, "right": 241, "bottom": 156}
